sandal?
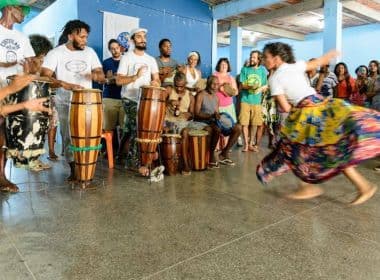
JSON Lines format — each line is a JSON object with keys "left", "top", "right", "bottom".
{"left": 248, "top": 145, "right": 259, "bottom": 152}
{"left": 219, "top": 158, "right": 235, "bottom": 166}
{"left": 181, "top": 170, "right": 192, "bottom": 176}
{"left": 208, "top": 162, "right": 220, "bottom": 169}
{"left": 47, "top": 153, "right": 58, "bottom": 161}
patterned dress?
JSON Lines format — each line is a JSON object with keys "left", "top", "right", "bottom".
{"left": 257, "top": 94, "right": 380, "bottom": 184}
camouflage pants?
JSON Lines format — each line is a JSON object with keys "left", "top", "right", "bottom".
{"left": 122, "top": 99, "right": 139, "bottom": 169}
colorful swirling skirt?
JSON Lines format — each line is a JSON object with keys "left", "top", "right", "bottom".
{"left": 257, "top": 94, "right": 380, "bottom": 184}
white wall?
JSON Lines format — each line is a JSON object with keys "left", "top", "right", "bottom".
{"left": 22, "top": 0, "right": 78, "bottom": 45}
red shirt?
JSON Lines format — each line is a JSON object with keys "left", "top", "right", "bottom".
{"left": 336, "top": 76, "right": 356, "bottom": 99}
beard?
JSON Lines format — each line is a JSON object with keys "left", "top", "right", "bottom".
{"left": 162, "top": 53, "right": 171, "bottom": 58}
{"left": 250, "top": 62, "right": 258, "bottom": 67}
{"left": 72, "top": 40, "right": 85, "bottom": 50}
{"left": 135, "top": 43, "right": 147, "bottom": 51}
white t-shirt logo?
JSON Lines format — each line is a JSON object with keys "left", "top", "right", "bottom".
{"left": 6, "top": 51, "right": 17, "bottom": 63}
{"left": 65, "top": 60, "right": 88, "bottom": 74}
{"left": 1, "top": 39, "right": 21, "bottom": 62}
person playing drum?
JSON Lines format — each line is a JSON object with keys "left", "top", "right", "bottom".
{"left": 41, "top": 20, "right": 105, "bottom": 182}
{"left": 116, "top": 27, "right": 161, "bottom": 177}
{"left": 164, "top": 72, "right": 195, "bottom": 175}
{"left": 0, "top": 1, "right": 35, "bottom": 192}
{"left": 195, "top": 76, "right": 241, "bottom": 167}
{"left": 156, "top": 38, "right": 178, "bottom": 87}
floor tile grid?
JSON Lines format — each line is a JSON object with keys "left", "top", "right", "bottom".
{"left": 138, "top": 200, "right": 334, "bottom": 280}
{"left": 0, "top": 222, "right": 37, "bottom": 280}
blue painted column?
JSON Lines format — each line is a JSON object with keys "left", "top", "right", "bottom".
{"left": 211, "top": 19, "right": 218, "bottom": 71}
{"left": 323, "top": 0, "right": 342, "bottom": 63}
{"left": 230, "top": 21, "right": 242, "bottom": 76}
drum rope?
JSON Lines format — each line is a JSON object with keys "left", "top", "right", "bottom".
{"left": 136, "top": 137, "right": 162, "bottom": 143}
{"left": 69, "top": 144, "right": 102, "bottom": 152}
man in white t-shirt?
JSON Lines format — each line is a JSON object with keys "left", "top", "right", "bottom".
{"left": 0, "top": 2, "right": 35, "bottom": 192}
{"left": 116, "top": 27, "right": 160, "bottom": 175}
{"left": 41, "top": 20, "right": 105, "bottom": 182}
{"left": 0, "top": 3, "right": 35, "bottom": 82}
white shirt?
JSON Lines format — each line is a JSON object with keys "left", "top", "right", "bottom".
{"left": 185, "top": 66, "right": 200, "bottom": 88}
{"left": 117, "top": 50, "right": 158, "bottom": 102}
{"left": 270, "top": 61, "right": 316, "bottom": 106}
{"left": 0, "top": 24, "right": 35, "bottom": 82}
{"left": 42, "top": 44, "right": 102, "bottom": 104}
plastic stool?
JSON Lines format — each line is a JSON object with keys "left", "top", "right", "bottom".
{"left": 101, "top": 131, "right": 114, "bottom": 168}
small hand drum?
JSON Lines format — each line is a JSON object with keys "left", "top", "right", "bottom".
{"left": 216, "top": 112, "right": 235, "bottom": 136}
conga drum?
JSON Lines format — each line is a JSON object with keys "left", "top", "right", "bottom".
{"left": 5, "top": 76, "right": 51, "bottom": 165}
{"left": 137, "top": 86, "right": 166, "bottom": 166}
{"left": 70, "top": 89, "right": 102, "bottom": 182}
{"left": 188, "top": 129, "right": 209, "bottom": 171}
{"left": 161, "top": 133, "right": 181, "bottom": 175}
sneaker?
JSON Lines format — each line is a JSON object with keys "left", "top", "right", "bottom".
{"left": 28, "top": 160, "right": 50, "bottom": 172}
{"left": 149, "top": 173, "right": 164, "bottom": 183}
{"left": 28, "top": 161, "right": 44, "bottom": 172}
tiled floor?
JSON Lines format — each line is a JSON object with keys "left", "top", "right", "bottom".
{"left": 0, "top": 147, "right": 379, "bottom": 279}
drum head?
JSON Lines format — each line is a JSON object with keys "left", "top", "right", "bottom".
{"left": 7, "top": 75, "right": 52, "bottom": 83}
{"left": 188, "top": 129, "right": 208, "bottom": 137}
{"left": 162, "top": 133, "right": 181, "bottom": 138}
{"left": 72, "top": 88, "right": 102, "bottom": 93}
{"left": 141, "top": 85, "right": 166, "bottom": 91}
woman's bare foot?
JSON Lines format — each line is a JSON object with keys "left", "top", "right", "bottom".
{"left": 285, "top": 183, "right": 324, "bottom": 200}
{"left": 350, "top": 185, "right": 377, "bottom": 206}
{"left": 0, "top": 177, "right": 19, "bottom": 193}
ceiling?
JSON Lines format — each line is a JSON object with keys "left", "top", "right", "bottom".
{"left": 202, "top": 0, "right": 380, "bottom": 46}
{"left": 28, "top": 0, "right": 56, "bottom": 10}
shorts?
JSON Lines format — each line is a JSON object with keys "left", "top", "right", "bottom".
{"left": 239, "top": 103, "right": 263, "bottom": 126}
{"left": 103, "top": 98, "right": 125, "bottom": 131}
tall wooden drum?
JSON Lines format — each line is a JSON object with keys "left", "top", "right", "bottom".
{"left": 189, "top": 130, "right": 209, "bottom": 171}
{"left": 137, "top": 86, "right": 166, "bottom": 166}
{"left": 70, "top": 89, "right": 103, "bottom": 182}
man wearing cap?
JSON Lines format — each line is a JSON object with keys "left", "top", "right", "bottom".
{"left": 116, "top": 27, "right": 160, "bottom": 175}
{"left": 0, "top": 0, "right": 35, "bottom": 192}
{"left": 0, "top": 0, "right": 34, "bottom": 81}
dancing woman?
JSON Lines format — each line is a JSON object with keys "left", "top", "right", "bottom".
{"left": 257, "top": 42, "right": 379, "bottom": 205}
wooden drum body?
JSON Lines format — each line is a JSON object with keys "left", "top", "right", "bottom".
{"left": 70, "top": 89, "right": 103, "bottom": 182}
{"left": 161, "top": 134, "right": 182, "bottom": 175}
{"left": 189, "top": 130, "right": 209, "bottom": 171}
{"left": 137, "top": 86, "right": 166, "bottom": 166}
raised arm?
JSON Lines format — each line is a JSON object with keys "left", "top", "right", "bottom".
{"left": 305, "top": 50, "right": 340, "bottom": 72}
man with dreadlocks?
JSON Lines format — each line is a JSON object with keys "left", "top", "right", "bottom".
{"left": 41, "top": 20, "right": 105, "bottom": 182}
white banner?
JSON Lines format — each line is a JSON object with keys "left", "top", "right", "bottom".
{"left": 102, "top": 11, "right": 139, "bottom": 59}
